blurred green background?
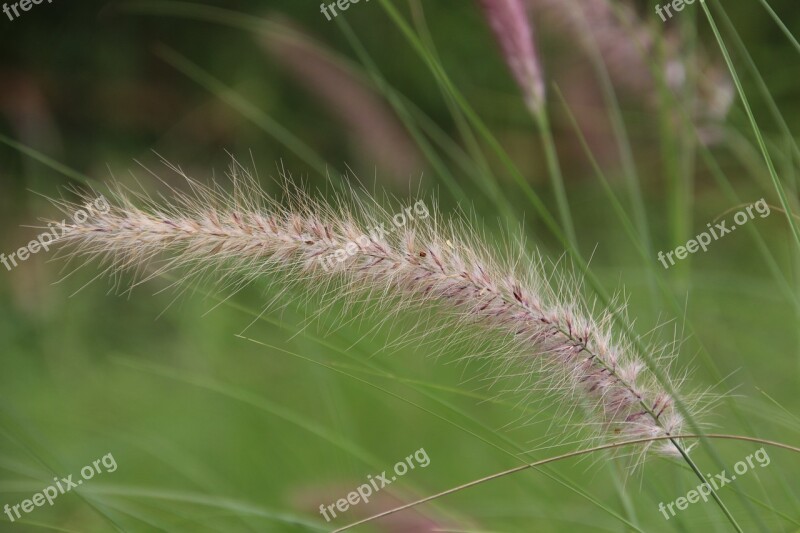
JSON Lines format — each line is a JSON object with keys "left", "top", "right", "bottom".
{"left": 1, "top": 0, "right": 799, "bottom": 531}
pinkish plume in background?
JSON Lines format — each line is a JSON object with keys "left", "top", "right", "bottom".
{"left": 0, "top": 72, "right": 63, "bottom": 317}
{"left": 528, "top": 0, "right": 659, "bottom": 95}
{"left": 260, "top": 18, "right": 423, "bottom": 187}
{"left": 0, "top": 72, "right": 62, "bottom": 158}
{"left": 526, "top": 0, "right": 733, "bottom": 145}
{"left": 477, "top": 0, "right": 546, "bottom": 114}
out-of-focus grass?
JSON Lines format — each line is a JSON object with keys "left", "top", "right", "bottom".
{"left": 1, "top": 1, "right": 800, "bottom": 532}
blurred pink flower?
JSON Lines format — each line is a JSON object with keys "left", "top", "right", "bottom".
{"left": 527, "top": 0, "right": 733, "bottom": 144}
{"left": 477, "top": 0, "right": 546, "bottom": 114}
{"left": 260, "top": 19, "right": 422, "bottom": 186}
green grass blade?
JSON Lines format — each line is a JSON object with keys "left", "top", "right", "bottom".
{"left": 700, "top": 0, "right": 800, "bottom": 251}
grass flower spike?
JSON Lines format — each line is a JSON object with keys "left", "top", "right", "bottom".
{"left": 52, "top": 166, "right": 696, "bottom": 459}
{"left": 477, "top": 0, "right": 546, "bottom": 114}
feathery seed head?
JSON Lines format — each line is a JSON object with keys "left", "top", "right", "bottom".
{"left": 48, "top": 164, "right": 702, "bottom": 460}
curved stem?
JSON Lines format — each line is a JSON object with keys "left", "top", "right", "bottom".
{"left": 332, "top": 433, "right": 800, "bottom": 532}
